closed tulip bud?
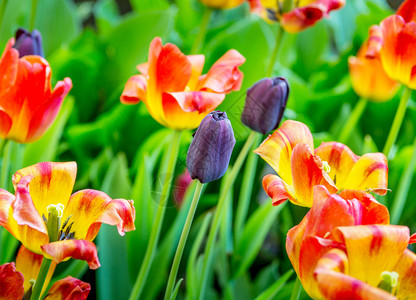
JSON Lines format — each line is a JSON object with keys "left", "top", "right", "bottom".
{"left": 13, "top": 28, "right": 44, "bottom": 58}
{"left": 241, "top": 77, "right": 289, "bottom": 134}
{"left": 187, "top": 111, "right": 236, "bottom": 183}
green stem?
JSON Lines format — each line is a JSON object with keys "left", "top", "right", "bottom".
{"left": 164, "top": 181, "right": 204, "bottom": 300}
{"left": 383, "top": 87, "right": 413, "bottom": 158}
{"left": 30, "top": 0, "right": 38, "bottom": 31}
{"left": 391, "top": 137, "right": 416, "bottom": 224}
{"left": 198, "top": 131, "right": 259, "bottom": 300}
{"left": 30, "top": 257, "right": 53, "bottom": 300}
{"left": 190, "top": 7, "right": 212, "bottom": 55}
{"left": 266, "top": 25, "right": 284, "bottom": 77}
{"left": 0, "top": 0, "right": 8, "bottom": 32}
{"left": 289, "top": 276, "right": 302, "bottom": 300}
{"left": 338, "top": 98, "right": 368, "bottom": 144}
{"left": 129, "top": 130, "right": 182, "bottom": 300}
{"left": 1, "top": 140, "right": 12, "bottom": 191}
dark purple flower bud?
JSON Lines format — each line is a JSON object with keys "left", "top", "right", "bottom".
{"left": 241, "top": 77, "right": 289, "bottom": 134}
{"left": 13, "top": 28, "right": 44, "bottom": 58}
{"left": 187, "top": 111, "right": 236, "bottom": 184}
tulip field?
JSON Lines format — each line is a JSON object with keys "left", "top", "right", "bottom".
{"left": 1, "top": 0, "right": 416, "bottom": 299}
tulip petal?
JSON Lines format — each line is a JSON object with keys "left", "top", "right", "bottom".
{"left": 410, "top": 233, "right": 416, "bottom": 244}
{"left": 291, "top": 143, "right": 337, "bottom": 207}
{"left": 13, "top": 162, "right": 77, "bottom": 220}
{"left": 262, "top": 174, "right": 296, "bottom": 206}
{"left": 42, "top": 239, "right": 100, "bottom": 269}
{"left": 187, "top": 55, "right": 205, "bottom": 90}
{"left": 95, "top": 198, "right": 136, "bottom": 236}
{"left": 0, "top": 189, "right": 14, "bottom": 226}
{"left": 120, "top": 74, "right": 147, "bottom": 104}
{"left": 198, "top": 49, "right": 245, "bottom": 93}
{"left": 255, "top": 120, "right": 314, "bottom": 186}
{"left": 0, "top": 263, "right": 24, "bottom": 300}
{"left": 45, "top": 276, "right": 91, "bottom": 300}
{"left": 333, "top": 225, "right": 410, "bottom": 287}
{"left": 26, "top": 77, "right": 72, "bottom": 142}
{"left": 397, "top": 0, "right": 416, "bottom": 23}
{"left": 0, "top": 109, "right": 12, "bottom": 138}
{"left": 393, "top": 249, "right": 416, "bottom": 299}
{"left": 286, "top": 214, "right": 309, "bottom": 275}
{"left": 342, "top": 153, "right": 388, "bottom": 195}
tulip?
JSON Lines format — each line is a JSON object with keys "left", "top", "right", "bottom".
{"left": 198, "top": 0, "right": 245, "bottom": 9}
{"left": 256, "top": 120, "right": 388, "bottom": 207}
{"left": 241, "top": 77, "right": 289, "bottom": 134}
{"left": 187, "top": 111, "right": 236, "bottom": 183}
{"left": 44, "top": 276, "right": 90, "bottom": 300}
{"left": 13, "top": 28, "right": 44, "bottom": 58}
{"left": 0, "top": 162, "right": 135, "bottom": 268}
{"left": 0, "top": 35, "right": 72, "bottom": 143}
{"left": 121, "top": 37, "right": 245, "bottom": 130}
{"left": 0, "top": 263, "right": 24, "bottom": 300}
{"left": 257, "top": 0, "right": 345, "bottom": 33}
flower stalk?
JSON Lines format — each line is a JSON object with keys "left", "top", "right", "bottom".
{"left": 190, "top": 7, "right": 212, "bottom": 55}
{"left": 30, "top": 257, "right": 53, "bottom": 300}
{"left": 338, "top": 98, "right": 368, "bottom": 143}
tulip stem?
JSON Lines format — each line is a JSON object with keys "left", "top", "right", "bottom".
{"left": 391, "top": 136, "right": 416, "bottom": 224}
{"left": 129, "top": 130, "right": 182, "bottom": 300}
{"left": 30, "top": 257, "right": 53, "bottom": 300}
{"left": 30, "top": 0, "right": 38, "bottom": 31}
{"left": 383, "top": 87, "right": 413, "bottom": 158}
{"left": 190, "top": 7, "right": 212, "bottom": 54}
{"left": 0, "top": 0, "right": 8, "bottom": 29}
{"left": 164, "top": 180, "right": 204, "bottom": 300}
{"left": 0, "top": 140, "right": 12, "bottom": 191}
{"left": 290, "top": 276, "right": 302, "bottom": 300}
{"left": 198, "top": 130, "right": 260, "bottom": 300}
{"left": 266, "top": 25, "right": 284, "bottom": 77}
{"left": 338, "top": 97, "right": 368, "bottom": 143}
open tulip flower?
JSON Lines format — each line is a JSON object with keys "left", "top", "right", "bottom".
{"left": 0, "top": 162, "right": 135, "bottom": 269}
{"left": 258, "top": 0, "right": 345, "bottom": 33}
{"left": 366, "top": 0, "right": 416, "bottom": 89}
{"left": 121, "top": 37, "right": 245, "bottom": 130}
{"left": 256, "top": 120, "right": 388, "bottom": 207}
{"left": 349, "top": 40, "right": 399, "bottom": 102}
{"left": 0, "top": 37, "right": 72, "bottom": 143}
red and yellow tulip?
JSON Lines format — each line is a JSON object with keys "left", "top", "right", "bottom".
{"left": 256, "top": 120, "right": 388, "bottom": 207}
{"left": 121, "top": 37, "right": 245, "bottom": 130}
{"left": 366, "top": 0, "right": 416, "bottom": 89}
{"left": 0, "top": 262, "right": 24, "bottom": 300}
{"left": 0, "top": 38, "right": 72, "bottom": 143}
{"left": 0, "top": 162, "right": 135, "bottom": 269}
{"left": 44, "top": 276, "right": 90, "bottom": 300}
{"left": 349, "top": 40, "right": 399, "bottom": 102}
{"left": 258, "top": 0, "right": 345, "bottom": 33}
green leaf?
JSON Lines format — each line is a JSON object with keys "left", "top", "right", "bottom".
{"left": 170, "top": 278, "right": 184, "bottom": 300}
{"left": 254, "top": 270, "right": 294, "bottom": 300}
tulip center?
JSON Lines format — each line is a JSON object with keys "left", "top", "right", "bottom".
{"left": 377, "top": 271, "right": 399, "bottom": 295}
{"left": 45, "top": 204, "right": 75, "bottom": 242}
{"left": 322, "top": 161, "right": 331, "bottom": 173}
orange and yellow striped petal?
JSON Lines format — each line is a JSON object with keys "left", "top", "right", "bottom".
{"left": 0, "top": 188, "right": 14, "bottom": 227}
{"left": 342, "top": 153, "right": 388, "bottom": 195}
{"left": 332, "top": 225, "right": 410, "bottom": 287}
{"left": 262, "top": 174, "right": 296, "bottom": 206}
{"left": 393, "top": 249, "right": 416, "bottom": 299}
{"left": 44, "top": 276, "right": 91, "bottom": 300}
{"left": 0, "top": 263, "right": 24, "bottom": 300}
{"left": 120, "top": 74, "right": 147, "bottom": 104}
{"left": 255, "top": 120, "right": 314, "bottom": 185}
{"left": 13, "top": 161, "right": 77, "bottom": 220}
{"left": 42, "top": 239, "right": 100, "bottom": 269}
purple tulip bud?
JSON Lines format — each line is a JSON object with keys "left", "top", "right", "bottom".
{"left": 241, "top": 77, "right": 289, "bottom": 134}
{"left": 13, "top": 28, "right": 44, "bottom": 58}
{"left": 187, "top": 111, "right": 236, "bottom": 184}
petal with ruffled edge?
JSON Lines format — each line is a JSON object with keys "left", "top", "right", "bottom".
{"left": 44, "top": 276, "right": 91, "bottom": 300}
{"left": 342, "top": 153, "right": 388, "bottom": 195}
{"left": 397, "top": 0, "right": 416, "bottom": 23}
{"left": 42, "top": 239, "right": 100, "bottom": 269}
{"left": 120, "top": 75, "right": 147, "bottom": 104}
{"left": 13, "top": 162, "right": 77, "bottom": 221}
{"left": 0, "top": 263, "right": 24, "bottom": 300}
{"left": 393, "top": 249, "right": 416, "bottom": 299}
{"left": 198, "top": 49, "right": 245, "bottom": 93}
{"left": 332, "top": 225, "right": 409, "bottom": 287}
{"left": 16, "top": 245, "right": 56, "bottom": 294}
{"left": 291, "top": 144, "right": 337, "bottom": 207}
{"left": 255, "top": 120, "right": 314, "bottom": 186}
{"left": 262, "top": 174, "right": 296, "bottom": 206}
{"left": 62, "top": 189, "right": 135, "bottom": 241}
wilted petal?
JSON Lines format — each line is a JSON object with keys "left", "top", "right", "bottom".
{"left": 45, "top": 276, "right": 91, "bottom": 300}
{"left": 42, "top": 239, "right": 100, "bottom": 269}
{"left": 0, "top": 263, "right": 24, "bottom": 300}
{"left": 96, "top": 198, "right": 135, "bottom": 236}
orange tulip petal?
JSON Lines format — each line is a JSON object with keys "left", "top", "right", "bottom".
{"left": 366, "top": 25, "right": 383, "bottom": 58}
{"left": 333, "top": 225, "right": 409, "bottom": 287}
{"left": 13, "top": 162, "right": 77, "bottom": 220}
{"left": 42, "top": 239, "right": 100, "bottom": 269}
{"left": 0, "top": 110, "right": 12, "bottom": 138}
{"left": 26, "top": 77, "right": 72, "bottom": 142}
{"left": 120, "top": 74, "right": 147, "bottom": 104}
{"left": 393, "top": 249, "right": 416, "bottom": 299}
{"left": 45, "top": 276, "right": 91, "bottom": 300}
{"left": 342, "top": 153, "right": 388, "bottom": 195}
{"left": 255, "top": 120, "right": 314, "bottom": 185}
{"left": 198, "top": 49, "right": 245, "bottom": 93}
{"left": 397, "top": 0, "right": 416, "bottom": 23}
{"left": 0, "top": 263, "right": 24, "bottom": 300}
{"left": 314, "top": 142, "right": 358, "bottom": 188}
{"left": 291, "top": 143, "right": 337, "bottom": 207}
{"left": 187, "top": 55, "right": 205, "bottom": 90}
{"left": 95, "top": 198, "right": 135, "bottom": 236}
{"left": 262, "top": 174, "right": 296, "bottom": 206}
{"left": 286, "top": 214, "right": 309, "bottom": 275}
{"left": 410, "top": 233, "right": 416, "bottom": 244}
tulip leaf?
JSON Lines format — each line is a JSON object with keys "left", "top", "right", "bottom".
{"left": 254, "top": 270, "right": 294, "bottom": 300}
{"left": 170, "top": 278, "right": 184, "bottom": 300}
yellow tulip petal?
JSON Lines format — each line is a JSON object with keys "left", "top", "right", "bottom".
{"left": 393, "top": 249, "right": 416, "bottom": 299}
